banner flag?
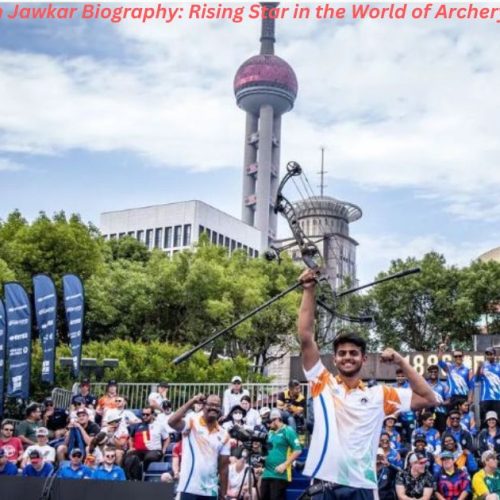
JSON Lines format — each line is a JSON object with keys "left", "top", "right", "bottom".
{"left": 0, "top": 300, "right": 6, "bottom": 415}
{"left": 5, "top": 282, "right": 32, "bottom": 400}
{"left": 62, "top": 274, "right": 85, "bottom": 377}
{"left": 33, "top": 274, "right": 57, "bottom": 384}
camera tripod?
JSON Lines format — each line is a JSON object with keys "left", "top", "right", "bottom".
{"left": 234, "top": 454, "right": 261, "bottom": 500}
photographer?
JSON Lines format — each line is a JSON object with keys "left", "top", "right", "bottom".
{"left": 260, "top": 409, "right": 301, "bottom": 500}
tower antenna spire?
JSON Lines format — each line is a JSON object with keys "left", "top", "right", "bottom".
{"left": 260, "top": 2, "right": 278, "bottom": 55}
{"left": 318, "top": 146, "right": 327, "bottom": 196}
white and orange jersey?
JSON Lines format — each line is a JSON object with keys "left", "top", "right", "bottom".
{"left": 304, "top": 360, "right": 412, "bottom": 490}
{"left": 178, "top": 412, "right": 230, "bottom": 497}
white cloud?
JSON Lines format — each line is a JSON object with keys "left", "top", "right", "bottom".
{"left": 0, "top": 12, "right": 499, "bottom": 220}
{"left": 356, "top": 231, "right": 500, "bottom": 283}
{"left": 0, "top": 158, "right": 24, "bottom": 172}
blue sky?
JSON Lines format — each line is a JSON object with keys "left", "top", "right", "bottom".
{"left": 1, "top": 4, "right": 499, "bottom": 283}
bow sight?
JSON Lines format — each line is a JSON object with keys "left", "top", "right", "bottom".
{"left": 173, "top": 161, "right": 420, "bottom": 365}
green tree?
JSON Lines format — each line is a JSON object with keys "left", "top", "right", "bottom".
{"left": 369, "top": 252, "right": 478, "bottom": 351}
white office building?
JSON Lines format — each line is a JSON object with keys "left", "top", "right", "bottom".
{"left": 100, "top": 200, "right": 262, "bottom": 258}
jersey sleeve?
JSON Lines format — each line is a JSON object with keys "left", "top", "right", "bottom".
{"left": 438, "top": 360, "right": 450, "bottom": 372}
{"left": 303, "top": 360, "right": 331, "bottom": 398}
{"left": 382, "top": 385, "right": 412, "bottom": 415}
{"left": 472, "top": 471, "right": 489, "bottom": 497}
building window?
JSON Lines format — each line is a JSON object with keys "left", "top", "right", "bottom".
{"left": 173, "top": 225, "right": 182, "bottom": 247}
{"left": 118, "top": 232, "right": 125, "bottom": 239}
{"left": 137, "top": 230, "right": 144, "bottom": 242}
{"left": 199, "top": 225, "right": 205, "bottom": 237}
{"left": 255, "top": 250, "right": 259, "bottom": 258}
{"left": 206, "top": 228, "right": 211, "bottom": 240}
{"left": 243, "top": 245, "right": 248, "bottom": 253}
{"left": 110, "top": 234, "right": 117, "bottom": 240}
{"left": 237, "top": 242, "right": 242, "bottom": 249}
{"left": 212, "top": 231, "right": 218, "bottom": 244}
{"left": 218, "top": 234, "right": 224, "bottom": 246}
{"left": 224, "top": 236, "right": 230, "bottom": 248}
{"left": 231, "top": 239, "right": 236, "bottom": 251}
{"left": 154, "top": 228, "right": 163, "bottom": 248}
{"left": 183, "top": 224, "right": 192, "bottom": 246}
{"left": 164, "top": 227, "right": 172, "bottom": 248}
{"left": 127, "top": 231, "right": 135, "bottom": 237}
{"left": 145, "top": 229, "right": 153, "bottom": 249}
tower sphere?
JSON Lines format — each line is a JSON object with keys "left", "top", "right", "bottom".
{"left": 234, "top": 54, "right": 298, "bottom": 115}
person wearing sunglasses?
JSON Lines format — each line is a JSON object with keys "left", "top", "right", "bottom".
{"left": 395, "top": 452, "right": 435, "bottom": 499}
{"left": 442, "top": 409, "right": 474, "bottom": 453}
{"left": 91, "top": 447, "right": 126, "bottom": 481}
{"left": 123, "top": 407, "right": 167, "bottom": 480}
{"left": 114, "top": 397, "right": 140, "bottom": 427}
{"left": 0, "top": 421, "right": 23, "bottom": 465}
{"left": 438, "top": 344, "right": 473, "bottom": 409}
{"left": 57, "top": 448, "right": 93, "bottom": 479}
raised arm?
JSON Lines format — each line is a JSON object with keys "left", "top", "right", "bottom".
{"left": 168, "top": 394, "right": 204, "bottom": 432}
{"left": 297, "top": 269, "right": 321, "bottom": 371}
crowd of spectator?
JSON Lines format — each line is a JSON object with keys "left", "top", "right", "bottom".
{"left": 1, "top": 344, "right": 499, "bottom": 500}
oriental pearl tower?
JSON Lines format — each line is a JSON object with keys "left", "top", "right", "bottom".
{"left": 233, "top": 3, "right": 298, "bottom": 251}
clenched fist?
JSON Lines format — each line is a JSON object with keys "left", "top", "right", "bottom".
{"left": 380, "top": 348, "right": 404, "bottom": 366}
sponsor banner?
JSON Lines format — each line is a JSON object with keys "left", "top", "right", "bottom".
{"left": 62, "top": 275, "right": 85, "bottom": 377}
{"left": 0, "top": 300, "right": 6, "bottom": 415}
{"left": 5, "top": 282, "right": 32, "bottom": 400}
{"left": 33, "top": 274, "right": 57, "bottom": 385}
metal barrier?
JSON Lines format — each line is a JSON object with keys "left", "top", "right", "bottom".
{"left": 52, "top": 382, "right": 309, "bottom": 411}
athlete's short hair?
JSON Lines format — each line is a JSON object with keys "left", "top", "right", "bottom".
{"left": 333, "top": 333, "right": 367, "bottom": 355}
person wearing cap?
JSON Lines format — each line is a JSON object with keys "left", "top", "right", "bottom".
{"left": 476, "top": 347, "right": 500, "bottom": 427}
{"left": 477, "top": 411, "right": 500, "bottom": 456}
{"left": 71, "top": 378, "right": 97, "bottom": 411}
{"left": 298, "top": 269, "right": 437, "bottom": 498}
{"left": 57, "top": 448, "right": 93, "bottom": 479}
{"left": 379, "top": 432, "right": 402, "bottom": 469}
{"left": 472, "top": 450, "right": 500, "bottom": 499}
{"left": 0, "top": 420, "right": 24, "bottom": 465}
{"left": 69, "top": 395, "right": 96, "bottom": 422}
{"left": 382, "top": 414, "right": 403, "bottom": 451}
{"left": 276, "top": 380, "right": 306, "bottom": 431}
{"left": 21, "top": 427, "right": 55, "bottom": 467}
{"left": 443, "top": 409, "right": 474, "bottom": 453}
{"left": 155, "top": 399, "right": 176, "bottom": 434}
{"left": 437, "top": 343, "right": 473, "bottom": 408}
{"left": 256, "top": 406, "right": 272, "bottom": 432}
{"left": 100, "top": 409, "right": 129, "bottom": 465}
{"left": 22, "top": 449, "right": 54, "bottom": 477}
{"left": 407, "top": 434, "right": 435, "bottom": 472}
{"left": 435, "top": 450, "right": 471, "bottom": 500}
{"left": 240, "top": 395, "right": 261, "bottom": 430}
{"left": 148, "top": 382, "right": 170, "bottom": 412}
{"left": 260, "top": 408, "right": 302, "bottom": 500}
{"left": 222, "top": 404, "right": 247, "bottom": 434}
{"left": 15, "top": 403, "right": 42, "bottom": 447}
{"left": 223, "top": 376, "right": 250, "bottom": 417}
{"left": 426, "top": 364, "right": 450, "bottom": 434}
{"left": 57, "top": 407, "right": 101, "bottom": 462}
{"left": 0, "top": 448, "right": 17, "bottom": 476}
{"left": 395, "top": 452, "right": 435, "bottom": 499}
{"left": 411, "top": 411, "right": 441, "bottom": 455}
{"left": 42, "top": 397, "right": 69, "bottom": 438}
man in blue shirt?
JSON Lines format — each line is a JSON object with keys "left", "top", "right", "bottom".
{"left": 91, "top": 448, "right": 126, "bottom": 481}
{"left": 438, "top": 344, "right": 473, "bottom": 408}
{"left": 393, "top": 368, "right": 416, "bottom": 444}
{"left": 476, "top": 347, "right": 500, "bottom": 426}
{"left": 426, "top": 364, "right": 449, "bottom": 434}
{"left": 57, "top": 448, "right": 93, "bottom": 479}
{"left": 0, "top": 448, "right": 17, "bottom": 476}
{"left": 22, "top": 449, "right": 54, "bottom": 477}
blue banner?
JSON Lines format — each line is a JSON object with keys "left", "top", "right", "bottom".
{"left": 33, "top": 274, "right": 57, "bottom": 385}
{"left": 62, "top": 274, "right": 85, "bottom": 377}
{"left": 5, "top": 282, "right": 32, "bottom": 400}
{"left": 0, "top": 300, "right": 6, "bottom": 416}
